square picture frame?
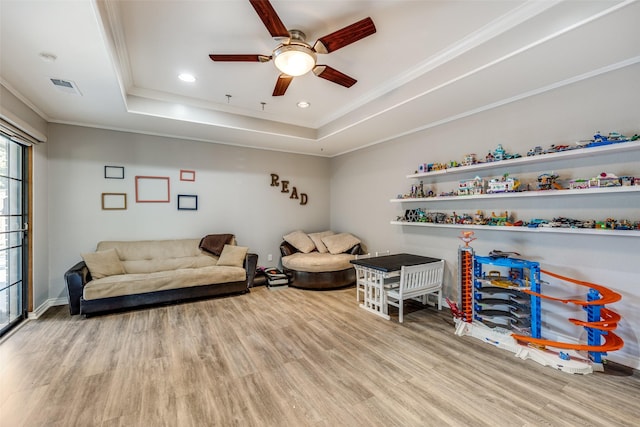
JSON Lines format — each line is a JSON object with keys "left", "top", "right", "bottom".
{"left": 180, "top": 170, "right": 196, "bottom": 182}
{"left": 104, "top": 165, "right": 125, "bottom": 179}
{"left": 101, "top": 193, "right": 127, "bottom": 210}
{"left": 177, "top": 194, "right": 198, "bottom": 210}
{"left": 135, "top": 176, "right": 170, "bottom": 203}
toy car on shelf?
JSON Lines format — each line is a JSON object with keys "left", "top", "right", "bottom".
{"left": 551, "top": 217, "right": 585, "bottom": 228}
{"left": 543, "top": 144, "right": 573, "bottom": 153}
{"left": 527, "top": 146, "right": 543, "bottom": 156}
{"left": 527, "top": 219, "right": 548, "bottom": 228}
{"left": 615, "top": 220, "right": 634, "bottom": 230}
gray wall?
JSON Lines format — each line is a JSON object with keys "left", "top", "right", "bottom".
{"left": 329, "top": 62, "right": 640, "bottom": 369}
{"left": 46, "top": 124, "right": 331, "bottom": 301}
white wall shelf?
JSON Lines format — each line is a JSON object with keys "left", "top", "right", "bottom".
{"left": 389, "top": 221, "right": 640, "bottom": 237}
{"left": 390, "top": 185, "right": 640, "bottom": 203}
{"left": 395, "top": 139, "right": 639, "bottom": 238}
{"left": 406, "top": 141, "right": 640, "bottom": 179}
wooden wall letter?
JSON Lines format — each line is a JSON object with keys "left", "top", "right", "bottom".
{"left": 270, "top": 173, "right": 309, "bottom": 206}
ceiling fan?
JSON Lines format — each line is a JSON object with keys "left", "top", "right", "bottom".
{"left": 209, "top": 0, "right": 376, "bottom": 96}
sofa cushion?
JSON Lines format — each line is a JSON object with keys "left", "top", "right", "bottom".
{"left": 308, "top": 231, "right": 334, "bottom": 254}
{"left": 121, "top": 255, "right": 218, "bottom": 275}
{"left": 98, "top": 239, "right": 205, "bottom": 260}
{"left": 83, "top": 265, "right": 246, "bottom": 300}
{"left": 282, "top": 252, "right": 356, "bottom": 273}
{"left": 321, "top": 233, "right": 361, "bottom": 255}
{"left": 217, "top": 244, "right": 249, "bottom": 267}
{"left": 283, "top": 230, "right": 316, "bottom": 254}
{"left": 97, "top": 239, "right": 221, "bottom": 274}
{"left": 81, "top": 249, "right": 125, "bottom": 279}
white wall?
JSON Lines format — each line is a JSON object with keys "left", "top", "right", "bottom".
{"left": 329, "top": 62, "right": 640, "bottom": 369}
{"left": 47, "top": 124, "right": 330, "bottom": 301}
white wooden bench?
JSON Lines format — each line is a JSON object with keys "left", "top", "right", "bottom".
{"left": 386, "top": 260, "right": 445, "bottom": 323}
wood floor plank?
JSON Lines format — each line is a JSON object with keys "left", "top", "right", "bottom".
{"left": 1, "top": 286, "right": 639, "bottom": 426}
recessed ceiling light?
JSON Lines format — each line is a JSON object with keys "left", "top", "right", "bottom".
{"left": 178, "top": 73, "right": 196, "bottom": 82}
{"left": 297, "top": 101, "right": 310, "bottom": 108}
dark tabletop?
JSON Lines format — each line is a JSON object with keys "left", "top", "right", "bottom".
{"left": 350, "top": 253, "right": 442, "bottom": 272}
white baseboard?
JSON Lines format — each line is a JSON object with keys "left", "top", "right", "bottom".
{"left": 28, "top": 297, "right": 67, "bottom": 319}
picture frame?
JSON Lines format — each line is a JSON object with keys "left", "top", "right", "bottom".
{"left": 104, "top": 165, "right": 125, "bottom": 179}
{"left": 177, "top": 194, "right": 198, "bottom": 210}
{"left": 180, "top": 170, "right": 196, "bottom": 182}
{"left": 135, "top": 176, "right": 170, "bottom": 203}
{"left": 101, "top": 193, "right": 127, "bottom": 210}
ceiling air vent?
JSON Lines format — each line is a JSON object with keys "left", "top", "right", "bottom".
{"left": 50, "top": 78, "right": 82, "bottom": 96}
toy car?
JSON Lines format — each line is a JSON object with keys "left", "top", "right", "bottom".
{"left": 527, "top": 146, "right": 543, "bottom": 156}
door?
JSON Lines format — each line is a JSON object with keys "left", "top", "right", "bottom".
{"left": 0, "top": 132, "right": 27, "bottom": 336}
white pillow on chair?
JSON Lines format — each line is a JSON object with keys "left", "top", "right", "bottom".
{"left": 283, "top": 230, "right": 316, "bottom": 253}
{"left": 322, "top": 233, "right": 361, "bottom": 255}
{"left": 308, "top": 230, "right": 334, "bottom": 253}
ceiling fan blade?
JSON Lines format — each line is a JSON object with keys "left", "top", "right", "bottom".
{"left": 273, "top": 74, "right": 294, "bottom": 96}
{"left": 313, "top": 17, "right": 376, "bottom": 54}
{"left": 249, "top": 0, "right": 290, "bottom": 39}
{"left": 209, "top": 54, "right": 271, "bottom": 62}
{"left": 313, "top": 65, "right": 357, "bottom": 88}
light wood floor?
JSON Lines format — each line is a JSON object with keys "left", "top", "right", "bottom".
{"left": 1, "top": 285, "right": 639, "bottom": 427}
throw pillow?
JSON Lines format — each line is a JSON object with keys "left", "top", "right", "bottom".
{"left": 322, "top": 233, "right": 361, "bottom": 255}
{"left": 217, "top": 244, "right": 249, "bottom": 267}
{"left": 283, "top": 230, "right": 316, "bottom": 254}
{"left": 81, "top": 248, "right": 125, "bottom": 279}
{"left": 308, "top": 230, "right": 334, "bottom": 253}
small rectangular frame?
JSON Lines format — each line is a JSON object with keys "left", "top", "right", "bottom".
{"left": 177, "top": 194, "right": 198, "bottom": 210}
{"left": 135, "top": 176, "right": 170, "bottom": 203}
{"left": 180, "top": 169, "right": 196, "bottom": 182}
{"left": 102, "top": 193, "right": 127, "bottom": 210}
{"left": 104, "top": 165, "right": 125, "bottom": 179}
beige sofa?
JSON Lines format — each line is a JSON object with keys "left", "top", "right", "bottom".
{"left": 65, "top": 237, "right": 257, "bottom": 316}
{"left": 279, "top": 230, "right": 362, "bottom": 289}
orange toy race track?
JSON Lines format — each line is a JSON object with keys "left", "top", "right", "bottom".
{"left": 512, "top": 330, "right": 624, "bottom": 352}
{"left": 519, "top": 269, "right": 622, "bottom": 306}
{"left": 512, "top": 269, "right": 624, "bottom": 352}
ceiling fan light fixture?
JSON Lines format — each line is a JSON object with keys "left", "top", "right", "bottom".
{"left": 273, "top": 44, "right": 316, "bottom": 77}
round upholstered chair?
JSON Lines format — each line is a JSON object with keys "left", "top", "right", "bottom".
{"left": 279, "top": 234, "right": 362, "bottom": 290}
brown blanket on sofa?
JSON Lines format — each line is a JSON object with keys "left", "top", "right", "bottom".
{"left": 199, "top": 234, "right": 235, "bottom": 256}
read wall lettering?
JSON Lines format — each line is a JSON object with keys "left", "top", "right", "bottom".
{"left": 270, "top": 173, "right": 308, "bottom": 205}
